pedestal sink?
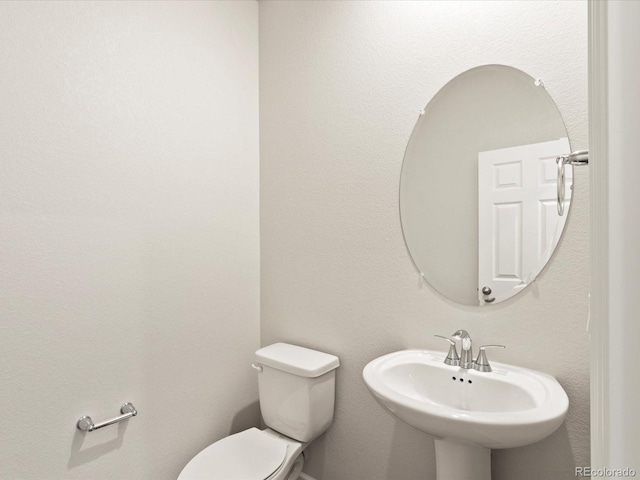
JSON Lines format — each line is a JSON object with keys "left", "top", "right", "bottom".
{"left": 362, "top": 350, "right": 568, "bottom": 480}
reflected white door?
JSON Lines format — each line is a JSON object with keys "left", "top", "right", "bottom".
{"left": 477, "top": 138, "right": 571, "bottom": 305}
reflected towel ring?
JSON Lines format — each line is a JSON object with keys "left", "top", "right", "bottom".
{"left": 557, "top": 156, "right": 567, "bottom": 216}
{"left": 556, "top": 150, "right": 589, "bottom": 216}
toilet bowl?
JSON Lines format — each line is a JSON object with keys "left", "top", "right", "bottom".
{"left": 178, "top": 343, "right": 339, "bottom": 480}
{"left": 178, "top": 428, "right": 306, "bottom": 480}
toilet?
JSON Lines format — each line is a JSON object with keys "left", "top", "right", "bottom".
{"left": 178, "top": 343, "right": 340, "bottom": 480}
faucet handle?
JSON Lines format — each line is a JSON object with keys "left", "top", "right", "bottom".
{"left": 434, "top": 335, "right": 460, "bottom": 366}
{"left": 473, "top": 345, "right": 505, "bottom": 372}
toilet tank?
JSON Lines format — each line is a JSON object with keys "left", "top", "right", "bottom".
{"left": 254, "top": 343, "right": 340, "bottom": 443}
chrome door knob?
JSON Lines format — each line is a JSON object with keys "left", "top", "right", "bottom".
{"left": 481, "top": 286, "right": 492, "bottom": 295}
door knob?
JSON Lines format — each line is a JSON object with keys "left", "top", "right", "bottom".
{"left": 481, "top": 286, "right": 495, "bottom": 303}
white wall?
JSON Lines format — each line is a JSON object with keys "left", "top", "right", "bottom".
{"left": 0, "top": 2, "right": 259, "bottom": 479}
{"left": 606, "top": 0, "right": 640, "bottom": 470}
{"left": 260, "top": 2, "right": 589, "bottom": 479}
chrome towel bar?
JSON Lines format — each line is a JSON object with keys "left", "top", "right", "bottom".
{"left": 76, "top": 402, "right": 137, "bottom": 432}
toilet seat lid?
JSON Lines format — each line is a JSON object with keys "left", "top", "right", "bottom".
{"left": 178, "top": 428, "right": 287, "bottom": 480}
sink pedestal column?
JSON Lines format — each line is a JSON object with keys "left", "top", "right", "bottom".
{"left": 434, "top": 439, "right": 491, "bottom": 480}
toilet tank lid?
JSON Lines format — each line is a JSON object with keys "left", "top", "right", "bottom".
{"left": 255, "top": 343, "right": 340, "bottom": 378}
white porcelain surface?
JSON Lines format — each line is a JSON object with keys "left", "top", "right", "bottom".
{"left": 177, "top": 428, "right": 306, "bottom": 480}
{"left": 256, "top": 342, "right": 340, "bottom": 378}
{"left": 177, "top": 428, "right": 286, "bottom": 480}
{"left": 363, "top": 350, "right": 568, "bottom": 449}
{"left": 256, "top": 343, "right": 338, "bottom": 443}
{"left": 179, "top": 343, "right": 338, "bottom": 480}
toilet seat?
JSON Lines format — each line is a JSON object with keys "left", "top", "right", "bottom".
{"left": 178, "top": 428, "right": 287, "bottom": 480}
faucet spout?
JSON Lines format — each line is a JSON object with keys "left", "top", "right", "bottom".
{"left": 452, "top": 330, "right": 473, "bottom": 369}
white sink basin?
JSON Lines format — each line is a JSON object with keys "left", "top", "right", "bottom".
{"left": 363, "top": 349, "right": 568, "bottom": 448}
{"left": 363, "top": 349, "right": 569, "bottom": 479}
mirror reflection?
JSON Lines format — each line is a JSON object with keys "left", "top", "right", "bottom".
{"left": 400, "top": 65, "right": 573, "bottom": 306}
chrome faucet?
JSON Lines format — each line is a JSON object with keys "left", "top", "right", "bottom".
{"left": 452, "top": 330, "right": 473, "bottom": 369}
{"left": 435, "top": 330, "right": 505, "bottom": 371}
{"left": 435, "top": 330, "right": 473, "bottom": 369}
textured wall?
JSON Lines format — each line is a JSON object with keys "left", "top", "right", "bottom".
{"left": 0, "top": 2, "right": 259, "bottom": 479}
{"left": 260, "top": 2, "right": 589, "bottom": 479}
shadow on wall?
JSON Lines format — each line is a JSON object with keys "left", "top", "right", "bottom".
{"left": 387, "top": 421, "right": 435, "bottom": 480}
{"left": 229, "top": 400, "right": 260, "bottom": 436}
{"left": 68, "top": 421, "right": 130, "bottom": 470}
{"left": 67, "top": 400, "right": 259, "bottom": 473}
{"left": 382, "top": 420, "right": 574, "bottom": 479}
{"left": 493, "top": 423, "right": 575, "bottom": 480}
{"left": 305, "top": 432, "right": 328, "bottom": 480}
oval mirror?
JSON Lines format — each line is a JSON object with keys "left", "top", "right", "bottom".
{"left": 400, "top": 65, "right": 573, "bottom": 306}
